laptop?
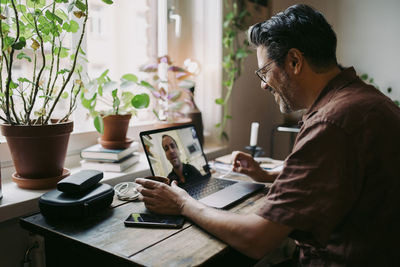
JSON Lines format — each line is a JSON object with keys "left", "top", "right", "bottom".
{"left": 139, "top": 124, "right": 264, "bottom": 209}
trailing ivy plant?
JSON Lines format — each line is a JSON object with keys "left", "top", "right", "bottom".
{"left": 215, "top": 0, "right": 252, "bottom": 140}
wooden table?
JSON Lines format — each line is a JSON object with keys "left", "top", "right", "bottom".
{"left": 20, "top": 174, "right": 271, "bottom": 267}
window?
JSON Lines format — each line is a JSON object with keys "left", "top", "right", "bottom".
{"left": 73, "top": 0, "right": 157, "bottom": 132}
{"left": 0, "top": 0, "right": 223, "bottom": 144}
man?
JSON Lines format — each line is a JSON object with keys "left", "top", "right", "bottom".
{"left": 136, "top": 4, "right": 400, "bottom": 265}
{"left": 162, "top": 134, "right": 202, "bottom": 184}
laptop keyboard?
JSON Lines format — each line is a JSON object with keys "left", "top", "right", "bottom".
{"left": 184, "top": 179, "right": 236, "bottom": 200}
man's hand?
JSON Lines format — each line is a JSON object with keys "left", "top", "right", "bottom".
{"left": 135, "top": 178, "right": 191, "bottom": 215}
{"left": 232, "top": 151, "right": 279, "bottom": 183}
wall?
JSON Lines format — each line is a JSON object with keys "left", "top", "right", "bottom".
{"left": 271, "top": 0, "right": 400, "bottom": 101}
{"left": 228, "top": 0, "right": 400, "bottom": 159}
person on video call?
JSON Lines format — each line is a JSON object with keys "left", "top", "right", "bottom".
{"left": 162, "top": 134, "right": 202, "bottom": 184}
{"left": 137, "top": 4, "right": 400, "bottom": 266}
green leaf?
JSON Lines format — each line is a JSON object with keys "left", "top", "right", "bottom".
{"left": 17, "top": 77, "right": 31, "bottom": 83}
{"left": 139, "top": 80, "right": 155, "bottom": 90}
{"left": 45, "top": 10, "right": 63, "bottom": 25}
{"left": 102, "top": 0, "right": 114, "bottom": 4}
{"left": 62, "top": 20, "right": 79, "bottom": 33}
{"left": 61, "top": 91, "right": 68, "bottom": 99}
{"left": 69, "top": 20, "right": 79, "bottom": 33}
{"left": 79, "top": 47, "right": 86, "bottom": 55}
{"left": 236, "top": 48, "right": 248, "bottom": 59}
{"left": 27, "top": 0, "right": 45, "bottom": 8}
{"left": 131, "top": 93, "right": 150, "bottom": 109}
{"left": 75, "top": 0, "right": 87, "bottom": 11}
{"left": 55, "top": 47, "right": 69, "bottom": 58}
{"left": 387, "top": 87, "right": 392, "bottom": 93}
{"left": 225, "top": 115, "right": 232, "bottom": 119}
{"left": 122, "top": 73, "right": 138, "bottom": 82}
{"left": 75, "top": 64, "right": 83, "bottom": 74}
{"left": 57, "top": 68, "right": 70, "bottom": 75}
{"left": 360, "top": 73, "right": 368, "bottom": 80}
{"left": 215, "top": 98, "right": 224, "bottom": 105}
{"left": 17, "top": 52, "right": 32, "bottom": 62}
{"left": 111, "top": 88, "right": 118, "bottom": 98}
{"left": 99, "top": 69, "right": 109, "bottom": 80}
{"left": 11, "top": 38, "right": 26, "bottom": 50}
{"left": 220, "top": 131, "right": 229, "bottom": 141}
{"left": 9, "top": 80, "right": 18, "bottom": 89}
{"left": 17, "top": 4, "right": 27, "bottom": 13}
{"left": 215, "top": 123, "right": 221, "bottom": 128}
{"left": 121, "top": 91, "right": 134, "bottom": 104}
{"left": 94, "top": 115, "right": 104, "bottom": 134}
{"left": 55, "top": 9, "right": 68, "bottom": 21}
{"left": 67, "top": 2, "right": 74, "bottom": 12}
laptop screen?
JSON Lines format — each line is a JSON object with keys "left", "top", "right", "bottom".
{"left": 140, "top": 125, "right": 210, "bottom": 184}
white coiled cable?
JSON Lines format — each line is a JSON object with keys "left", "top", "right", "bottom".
{"left": 114, "top": 182, "right": 140, "bottom": 201}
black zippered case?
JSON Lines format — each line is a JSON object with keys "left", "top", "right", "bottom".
{"left": 39, "top": 183, "right": 114, "bottom": 219}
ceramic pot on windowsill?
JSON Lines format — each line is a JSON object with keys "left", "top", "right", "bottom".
{"left": 0, "top": 120, "right": 73, "bottom": 190}
{"left": 98, "top": 114, "right": 133, "bottom": 149}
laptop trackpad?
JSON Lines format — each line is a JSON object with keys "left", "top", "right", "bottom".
{"left": 199, "top": 182, "right": 264, "bottom": 209}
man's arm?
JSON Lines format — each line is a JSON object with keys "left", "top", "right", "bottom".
{"left": 135, "top": 178, "right": 292, "bottom": 259}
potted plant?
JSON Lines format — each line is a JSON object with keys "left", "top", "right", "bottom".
{"left": 140, "top": 55, "right": 197, "bottom": 123}
{"left": 0, "top": 0, "right": 107, "bottom": 189}
{"left": 80, "top": 69, "right": 150, "bottom": 149}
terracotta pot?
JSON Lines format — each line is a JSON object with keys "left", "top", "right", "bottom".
{"left": 100, "top": 114, "right": 132, "bottom": 149}
{"left": 0, "top": 121, "right": 73, "bottom": 189}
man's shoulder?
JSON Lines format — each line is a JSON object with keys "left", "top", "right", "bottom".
{"left": 305, "top": 82, "right": 400, "bottom": 133}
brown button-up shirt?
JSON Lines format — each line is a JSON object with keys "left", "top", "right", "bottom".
{"left": 257, "top": 67, "right": 400, "bottom": 266}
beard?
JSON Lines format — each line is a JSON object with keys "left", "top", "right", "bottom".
{"left": 272, "top": 70, "right": 297, "bottom": 113}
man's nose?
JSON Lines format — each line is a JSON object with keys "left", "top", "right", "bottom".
{"left": 261, "top": 80, "right": 272, "bottom": 92}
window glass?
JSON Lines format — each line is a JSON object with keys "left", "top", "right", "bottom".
{"left": 74, "top": 0, "right": 156, "bottom": 132}
{"left": 0, "top": 0, "right": 155, "bottom": 140}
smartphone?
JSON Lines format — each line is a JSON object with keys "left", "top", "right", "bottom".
{"left": 124, "top": 213, "right": 185, "bottom": 228}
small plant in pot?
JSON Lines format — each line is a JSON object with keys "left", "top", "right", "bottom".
{"left": 140, "top": 55, "right": 197, "bottom": 123}
{"left": 0, "top": 0, "right": 98, "bottom": 189}
{"left": 81, "top": 69, "right": 150, "bottom": 149}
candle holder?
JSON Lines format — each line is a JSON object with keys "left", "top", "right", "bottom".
{"left": 245, "top": 145, "right": 264, "bottom": 157}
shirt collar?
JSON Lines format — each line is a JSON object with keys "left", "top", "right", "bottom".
{"left": 302, "top": 67, "right": 359, "bottom": 122}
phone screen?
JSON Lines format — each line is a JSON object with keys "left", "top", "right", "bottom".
{"left": 124, "top": 213, "right": 185, "bottom": 228}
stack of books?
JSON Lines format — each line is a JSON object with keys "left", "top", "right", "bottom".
{"left": 80, "top": 142, "right": 140, "bottom": 172}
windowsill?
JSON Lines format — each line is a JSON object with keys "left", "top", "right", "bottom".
{"left": 0, "top": 141, "right": 228, "bottom": 223}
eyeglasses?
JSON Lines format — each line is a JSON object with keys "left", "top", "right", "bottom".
{"left": 255, "top": 61, "right": 273, "bottom": 84}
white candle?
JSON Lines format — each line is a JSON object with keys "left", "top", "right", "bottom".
{"left": 250, "top": 122, "right": 259, "bottom": 147}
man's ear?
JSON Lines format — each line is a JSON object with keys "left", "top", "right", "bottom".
{"left": 286, "top": 48, "right": 303, "bottom": 75}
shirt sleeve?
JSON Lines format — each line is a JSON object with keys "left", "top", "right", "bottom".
{"left": 257, "top": 121, "right": 359, "bottom": 246}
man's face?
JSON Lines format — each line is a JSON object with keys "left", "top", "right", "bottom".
{"left": 162, "top": 136, "right": 181, "bottom": 168}
{"left": 256, "top": 46, "right": 297, "bottom": 113}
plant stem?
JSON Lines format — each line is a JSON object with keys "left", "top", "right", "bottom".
{"left": 45, "top": 0, "right": 89, "bottom": 124}
{"left": 50, "top": 39, "right": 62, "bottom": 99}
{"left": 4, "top": 0, "right": 21, "bottom": 125}
{"left": 42, "top": 1, "right": 57, "bottom": 114}
{"left": 27, "top": 14, "right": 47, "bottom": 125}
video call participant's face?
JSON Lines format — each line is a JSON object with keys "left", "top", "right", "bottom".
{"left": 162, "top": 136, "right": 181, "bottom": 168}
